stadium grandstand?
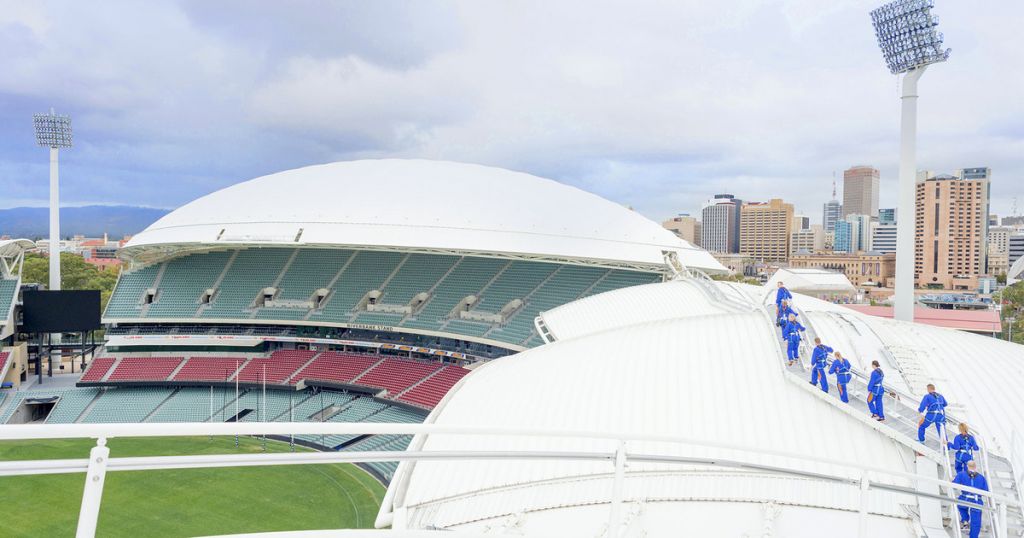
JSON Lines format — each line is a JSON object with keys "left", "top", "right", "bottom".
{"left": 1, "top": 159, "right": 721, "bottom": 487}
{"left": 0, "top": 239, "right": 33, "bottom": 342}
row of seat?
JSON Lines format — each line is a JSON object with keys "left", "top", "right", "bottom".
{"left": 104, "top": 247, "right": 661, "bottom": 347}
{"left": 79, "top": 351, "right": 468, "bottom": 409}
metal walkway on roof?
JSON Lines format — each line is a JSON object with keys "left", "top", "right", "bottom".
{"left": 763, "top": 294, "right": 1024, "bottom": 538}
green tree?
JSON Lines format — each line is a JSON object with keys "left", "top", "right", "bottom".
{"left": 20, "top": 252, "right": 119, "bottom": 312}
{"left": 999, "top": 282, "right": 1024, "bottom": 344}
{"left": 710, "top": 273, "right": 761, "bottom": 286}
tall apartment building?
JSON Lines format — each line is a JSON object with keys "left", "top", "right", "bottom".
{"left": 739, "top": 198, "right": 794, "bottom": 263}
{"left": 661, "top": 214, "right": 701, "bottom": 246}
{"left": 823, "top": 199, "right": 842, "bottom": 233}
{"left": 915, "top": 169, "right": 991, "bottom": 289}
{"left": 843, "top": 166, "right": 880, "bottom": 218}
{"left": 701, "top": 194, "right": 742, "bottom": 253}
{"left": 791, "top": 224, "right": 825, "bottom": 255}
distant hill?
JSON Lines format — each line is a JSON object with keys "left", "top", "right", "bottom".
{"left": 0, "top": 206, "right": 170, "bottom": 239}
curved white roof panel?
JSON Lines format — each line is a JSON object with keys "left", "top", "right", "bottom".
{"left": 0, "top": 239, "right": 35, "bottom": 259}
{"left": 384, "top": 281, "right": 919, "bottom": 535}
{"left": 123, "top": 159, "right": 724, "bottom": 273}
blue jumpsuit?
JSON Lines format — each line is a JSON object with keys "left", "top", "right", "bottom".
{"left": 918, "top": 392, "right": 948, "bottom": 443}
{"left": 775, "top": 286, "right": 792, "bottom": 309}
{"left": 778, "top": 306, "right": 797, "bottom": 333}
{"left": 953, "top": 470, "right": 989, "bottom": 538}
{"left": 785, "top": 321, "right": 806, "bottom": 362}
{"left": 949, "top": 433, "right": 980, "bottom": 474}
{"left": 809, "top": 343, "right": 830, "bottom": 392}
{"left": 828, "top": 357, "right": 852, "bottom": 403}
{"left": 867, "top": 368, "right": 885, "bottom": 419}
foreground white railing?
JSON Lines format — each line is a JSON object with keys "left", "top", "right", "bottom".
{"left": 0, "top": 422, "right": 1018, "bottom": 538}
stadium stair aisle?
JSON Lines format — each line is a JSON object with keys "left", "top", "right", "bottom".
{"left": 766, "top": 297, "right": 1024, "bottom": 537}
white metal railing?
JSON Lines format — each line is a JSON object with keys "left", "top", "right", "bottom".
{"left": 0, "top": 422, "right": 1018, "bottom": 538}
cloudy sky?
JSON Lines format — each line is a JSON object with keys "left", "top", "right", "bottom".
{"left": 1, "top": 0, "right": 1021, "bottom": 224}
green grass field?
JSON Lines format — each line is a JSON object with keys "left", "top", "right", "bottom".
{"left": 0, "top": 436, "right": 385, "bottom": 537}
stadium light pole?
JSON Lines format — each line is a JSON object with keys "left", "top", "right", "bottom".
{"left": 870, "top": 0, "right": 950, "bottom": 322}
{"left": 33, "top": 108, "right": 73, "bottom": 376}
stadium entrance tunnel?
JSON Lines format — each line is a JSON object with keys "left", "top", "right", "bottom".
{"left": 6, "top": 396, "right": 58, "bottom": 424}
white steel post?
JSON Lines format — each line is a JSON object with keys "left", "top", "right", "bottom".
{"left": 76, "top": 437, "right": 109, "bottom": 538}
{"left": 607, "top": 441, "right": 627, "bottom": 538}
{"left": 858, "top": 471, "right": 870, "bottom": 538}
{"left": 894, "top": 66, "right": 926, "bottom": 322}
{"left": 49, "top": 146, "right": 63, "bottom": 371}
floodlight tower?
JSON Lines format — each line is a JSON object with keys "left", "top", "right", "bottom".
{"left": 33, "top": 108, "right": 73, "bottom": 376}
{"left": 870, "top": 0, "right": 950, "bottom": 322}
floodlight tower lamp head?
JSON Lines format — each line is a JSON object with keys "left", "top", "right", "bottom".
{"left": 870, "top": 0, "right": 951, "bottom": 75}
{"left": 33, "top": 110, "right": 73, "bottom": 149}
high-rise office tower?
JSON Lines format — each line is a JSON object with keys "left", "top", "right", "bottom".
{"left": 739, "top": 198, "right": 794, "bottom": 263}
{"left": 843, "top": 165, "right": 880, "bottom": 218}
{"left": 701, "top": 194, "right": 742, "bottom": 253}
{"left": 915, "top": 169, "right": 991, "bottom": 289}
{"left": 879, "top": 208, "right": 896, "bottom": 225}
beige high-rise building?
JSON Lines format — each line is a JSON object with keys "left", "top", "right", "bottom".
{"left": 740, "top": 198, "right": 794, "bottom": 263}
{"left": 843, "top": 166, "right": 880, "bottom": 218}
{"left": 661, "top": 214, "right": 701, "bottom": 246}
{"left": 791, "top": 224, "right": 825, "bottom": 255}
{"left": 915, "top": 169, "right": 991, "bottom": 290}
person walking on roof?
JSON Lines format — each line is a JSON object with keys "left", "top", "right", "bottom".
{"left": 949, "top": 422, "right": 980, "bottom": 474}
{"left": 953, "top": 460, "right": 989, "bottom": 538}
{"left": 808, "top": 337, "right": 830, "bottom": 391}
{"left": 867, "top": 360, "right": 885, "bottom": 421}
{"left": 775, "top": 281, "right": 792, "bottom": 317}
{"left": 785, "top": 315, "right": 806, "bottom": 367}
{"left": 918, "top": 383, "right": 948, "bottom": 444}
{"left": 828, "top": 350, "right": 852, "bottom": 403}
{"left": 777, "top": 300, "right": 797, "bottom": 335}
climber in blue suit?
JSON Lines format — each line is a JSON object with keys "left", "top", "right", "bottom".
{"left": 828, "top": 350, "right": 852, "bottom": 403}
{"left": 784, "top": 315, "right": 806, "bottom": 366}
{"left": 917, "top": 383, "right": 948, "bottom": 443}
{"left": 953, "top": 460, "right": 988, "bottom": 538}
{"left": 777, "top": 300, "right": 797, "bottom": 335}
{"left": 775, "top": 281, "right": 792, "bottom": 316}
{"left": 867, "top": 360, "right": 885, "bottom": 421}
{"left": 808, "top": 337, "right": 830, "bottom": 391}
{"left": 949, "top": 422, "right": 980, "bottom": 474}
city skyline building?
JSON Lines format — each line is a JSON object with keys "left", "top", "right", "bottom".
{"left": 739, "top": 198, "right": 794, "bottom": 263}
{"left": 879, "top": 208, "right": 896, "bottom": 225}
{"left": 661, "top": 214, "right": 701, "bottom": 247}
{"left": 842, "top": 165, "right": 880, "bottom": 218}
{"left": 870, "top": 222, "right": 898, "bottom": 254}
{"left": 701, "top": 194, "right": 742, "bottom": 253}
{"left": 915, "top": 169, "right": 991, "bottom": 290}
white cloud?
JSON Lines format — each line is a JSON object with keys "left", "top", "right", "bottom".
{"left": 0, "top": 0, "right": 1020, "bottom": 222}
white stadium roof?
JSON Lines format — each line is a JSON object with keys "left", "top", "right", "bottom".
{"left": 765, "top": 267, "right": 856, "bottom": 295}
{"left": 382, "top": 278, "right": 1024, "bottom": 536}
{"left": 122, "top": 159, "right": 724, "bottom": 273}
